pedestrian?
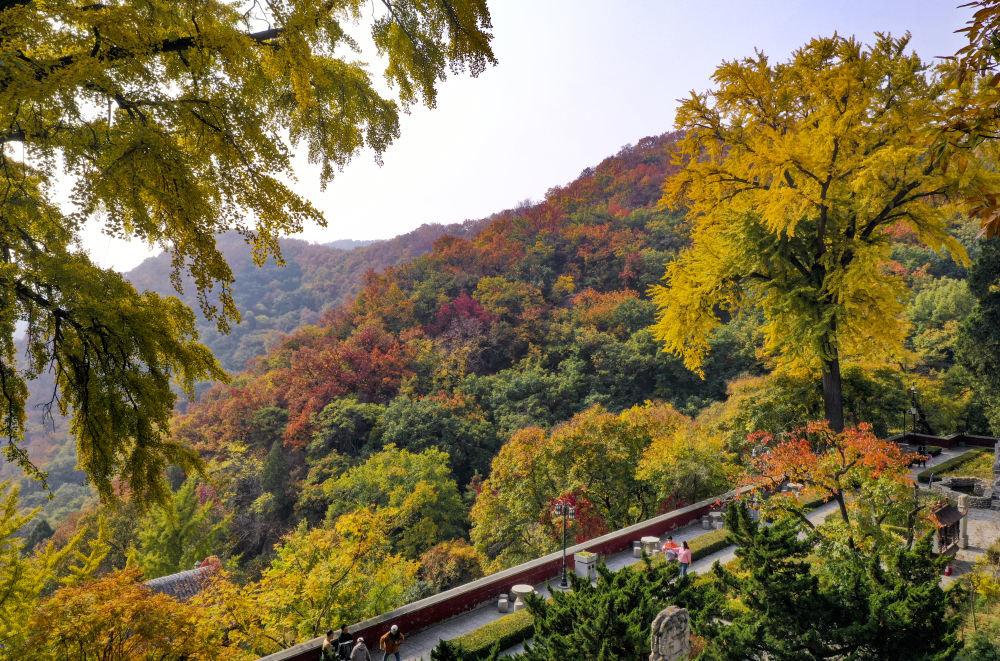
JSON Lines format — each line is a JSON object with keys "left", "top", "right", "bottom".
{"left": 335, "top": 625, "right": 354, "bottom": 661}
{"left": 379, "top": 624, "right": 405, "bottom": 661}
{"left": 677, "top": 540, "right": 692, "bottom": 577}
{"left": 661, "top": 535, "right": 679, "bottom": 562}
{"left": 350, "top": 637, "right": 372, "bottom": 661}
{"left": 321, "top": 630, "right": 337, "bottom": 661}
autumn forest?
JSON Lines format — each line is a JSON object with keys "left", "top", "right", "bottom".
{"left": 5, "top": 1, "right": 1000, "bottom": 660}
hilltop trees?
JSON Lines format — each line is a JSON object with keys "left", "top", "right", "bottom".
{"left": 0, "top": 0, "right": 496, "bottom": 502}
{"left": 652, "top": 33, "right": 999, "bottom": 431}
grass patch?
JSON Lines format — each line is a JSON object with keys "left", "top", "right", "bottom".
{"left": 918, "top": 448, "right": 992, "bottom": 483}
{"left": 645, "top": 527, "right": 733, "bottom": 569}
{"left": 446, "top": 607, "right": 535, "bottom": 660}
{"left": 937, "top": 451, "right": 994, "bottom": 480}
{"left": 690, "top": 527, "right": 732, "bottom": 561}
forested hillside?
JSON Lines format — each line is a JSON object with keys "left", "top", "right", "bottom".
{"left": 9, "top": 2, "right": 1000, "bottom": 656}
{"left": 9, "top": 128, "right": 992, "bottom": 659}
{"left": 128, "top": 220, "right": 489, "bottom": 372}
{"left": 5, "top": 219, "right": 490, "bottom": 521}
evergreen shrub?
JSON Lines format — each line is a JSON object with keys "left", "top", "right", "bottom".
{"left": 437, "top": 527, "right": 735, "bottom": 659}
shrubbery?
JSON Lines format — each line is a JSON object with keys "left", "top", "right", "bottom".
{"left": 918, "top": 448, "right": 992, "bottom": 483}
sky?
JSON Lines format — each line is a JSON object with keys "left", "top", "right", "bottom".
{"left": 85, "top": 0, "right": 975, "bottom": 271}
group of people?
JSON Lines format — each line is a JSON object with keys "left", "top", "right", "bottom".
{"left": 322, "top": 624, "right": 405, "bottom": 661}
{"left": 660, "top": 536, "right": 692, "bottom": 576}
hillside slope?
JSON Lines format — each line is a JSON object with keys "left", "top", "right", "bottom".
{"left": 128, "top": 220, "right": 489, "bottom": 373}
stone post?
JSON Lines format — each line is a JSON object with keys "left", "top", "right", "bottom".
{"left": 993, "top": 441, "right": 1000, "bottom": 490}
{"left": 649, "top": 605, "right": 690, "bottom": 661}
{"left": 958, "top": 494, "right": 970, "bottom": 550}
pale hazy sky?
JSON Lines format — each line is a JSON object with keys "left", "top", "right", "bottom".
{"left": 85, "top": 0, "right": 973, "bottom": 271}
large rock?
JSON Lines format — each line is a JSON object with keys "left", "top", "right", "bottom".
{"left": 649, "top": 606, "right": 690, "bottom": 661}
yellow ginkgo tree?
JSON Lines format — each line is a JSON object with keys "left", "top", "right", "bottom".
{"left": 0, "top": 0, "right": 496, "bottom": 504}
{"left": 651, "top": 33, "right": 1000, "bottom": 431}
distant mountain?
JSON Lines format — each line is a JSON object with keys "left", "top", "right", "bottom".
{"left": 127, "top": 220, "right": 489, "bottom": 373}
{"left": 323, "top": 238, "right": 377, "bottom": 250}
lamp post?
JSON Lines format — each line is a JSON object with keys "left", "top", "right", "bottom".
{"left": 553, "top": 502, "right": 575, "bottom": 589}
{"left": 909, "top": 386, "right": 918, "bottom": 437}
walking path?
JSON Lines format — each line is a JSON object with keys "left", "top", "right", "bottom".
{"left": 400, "top": 446, "right": 968, "bottom": 660}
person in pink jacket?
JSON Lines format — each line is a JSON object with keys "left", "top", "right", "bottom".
{"left": 677, "top": 541, "right": 692, "bottom": 577}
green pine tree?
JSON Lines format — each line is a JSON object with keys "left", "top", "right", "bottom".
{"left": 520, "top": 557, "right": 689, "bottom": 660}
{"left": 695, "top": 502, "right": 961, "bottom": 661}
{"left": 261, "top": 440, "right": 292, "bottom": 512}
{"left": 22, "top": 519, "right": 54, "bottom": 553}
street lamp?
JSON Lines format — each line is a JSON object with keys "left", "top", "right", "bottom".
{"left": 909, "top": 386, "right": 918, "bottom": 436}
{"left": 553, "top": 502, "right": 576, "bottom": 589}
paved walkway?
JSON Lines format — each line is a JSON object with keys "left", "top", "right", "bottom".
{"left": 400, "top": 446, "right": 975, "bottom": 660}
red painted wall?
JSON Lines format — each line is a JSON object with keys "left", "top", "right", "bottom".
{"left": 898, "top": 432, "right": 998, "bottom": 449}
{"left": 259, "top": 494, "right": 733, "bottom": 661}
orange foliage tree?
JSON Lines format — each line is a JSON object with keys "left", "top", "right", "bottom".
{"left": 743, "top": 422, "right": 919, "bottom": 551}
{"left": 21, "top": 567, "right": 233, "bottom": 661}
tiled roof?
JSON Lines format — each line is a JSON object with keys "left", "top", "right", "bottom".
{"left": 931, "top": 504, "right": 965, "bottom": 528}
{"left": 145, "top": 557, "right": 221, "bottom": 602}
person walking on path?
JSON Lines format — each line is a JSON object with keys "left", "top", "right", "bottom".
{"left": 350, "top": 637, "right": 372, "bottom": 661}
{"left": 677, "top": 541, "right": 692, "bottom": 577}
{"left": 379, "top": 624, "right": 405, "bottom": 661}
{"left": 335, "top": 625, "right": 354, "bottom": 660}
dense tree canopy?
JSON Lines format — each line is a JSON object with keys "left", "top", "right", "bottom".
{"left": 20, "top": 567, "right": 231, "bottom": 661}
{"left": 957, "top": 238, "right": 1000, "bottom": 432}
{"left": 652, "top": 33, "right": 999, "bottom": 431}
{"left": 0, "top": 0, "right": 496, "bottom": 502}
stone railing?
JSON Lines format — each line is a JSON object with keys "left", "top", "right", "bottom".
{"left": 257, "top": 487, "right": 748, "bottom": 661}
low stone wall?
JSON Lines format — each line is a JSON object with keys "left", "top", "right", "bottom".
{"left": 931, "top": 478, "right": 994, "bottom": 509}
{"left": 940, "top": 477, "right": 984, "bottom": 495}
{"left": 257, "top": 487, "right": 749, "bottom": 661}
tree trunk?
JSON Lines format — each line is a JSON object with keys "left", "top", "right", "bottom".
{"left": 822, "top": 355, "right": 845, "bottom": 433}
